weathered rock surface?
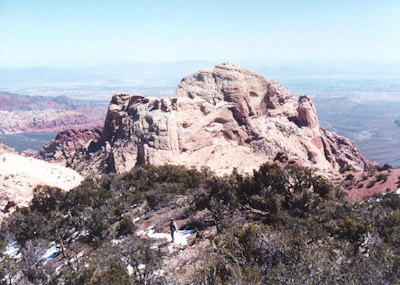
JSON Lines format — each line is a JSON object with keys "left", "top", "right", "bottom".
{"left": 0, "top": 142, "right": 17, "bottom": 155}
{"left": 0, "top": 92, "right": 107, "bottom": 134}
{"left": 38, "top": 63, "right": 375, "bottom": 178}
{"left": 37, "top": 128, "right": 102, "bottom": 171}
{"left": 0, "top": 144, "right": 83, "bottom": 222}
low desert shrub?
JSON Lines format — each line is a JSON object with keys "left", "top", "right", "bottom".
{"left": 336, "top": 217, "right": 369, "bottom": 242}
{"left": 117, "top": 217, "right": 135, "bottom": 237}
{"left": 380, "top": 211, "right": 400, "bottom": 247}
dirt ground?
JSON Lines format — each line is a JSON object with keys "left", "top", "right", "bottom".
{"left": 340, "top": 167, "right": 400, "bottom": 201}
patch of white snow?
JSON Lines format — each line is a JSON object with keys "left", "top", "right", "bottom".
{"left": 3, "top": 241, "right": 22, "bottom": 260}
{"left": 76, "top": 250, "right": 84, "bottom": 259}
{"left": 40, "top": 242, "right": 59, "bottom": 264}
{"left": 127, "top": 264, "right": 134, "bottom": 276}
{"left": 154, "top": 269, "right": 165, "bottom": 276}
{"left": 112, "top": 239, "right": 122, "bottom": 245}
{"left": 137, "top": 226, "right": 196, "bottom": 246}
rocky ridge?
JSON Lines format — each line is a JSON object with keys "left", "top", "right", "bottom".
{"left": 38, "top": 63, "right": 375, "bottom": 178}
{"left": 0, "top": 92, "right": 106, "bottom": 134}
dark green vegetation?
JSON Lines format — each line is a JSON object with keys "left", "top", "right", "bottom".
{"left": 1, "top": 164, "right": 399, "bottom": 284}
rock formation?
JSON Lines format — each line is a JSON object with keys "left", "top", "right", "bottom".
{"left": 38, "top": 63, "right": 375, "bottom": 178}
{"left": 38, "top": 128, "right": 102, "bottom": 166}
{"left": 0, "top": 92, "right": 107, "bottom": 134}
{"left": 0, "top": 143, "right": 83, "bottom": 222}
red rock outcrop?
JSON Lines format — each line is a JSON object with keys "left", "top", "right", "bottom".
{"left": 37, "top": 128, "right": 102, "bottom": 169}
{"left": 38, "top": 63, "right": 375, "bottom": 178}
{"left": 0, "top": 92, "right": 107, "bottom": 134}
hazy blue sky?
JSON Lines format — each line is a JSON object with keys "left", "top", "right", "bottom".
{"left": 1, "top": 0, "right": 399, "bottom": 68}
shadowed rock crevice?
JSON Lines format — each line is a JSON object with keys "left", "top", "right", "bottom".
{"left": 136, "top": 141, "right": 147, "bottom": 166}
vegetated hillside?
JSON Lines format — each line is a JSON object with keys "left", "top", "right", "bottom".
{"left": 339, "top": 163, "right": 400, "bottom": 201}
{"left": 0, "top": 163, "right": 399, "bottom": 284}
{"left": 0, "top": 92, "right": 107, "bottom": 134}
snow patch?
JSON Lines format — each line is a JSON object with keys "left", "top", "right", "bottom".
{"left": 137, "top": 226, "right": 194, "bottom": 245}
{"left": 40, "top": 242, "right": 59, "bottom": 264}
{"left": 112, "top": 239, "right": 122, "bottom": 245}
{"left": 76, "top": 251, "right": 84, "bottom": 259}
{"left": 68, "top": 250, "right": 85, "bottom": 265}
{"left": 154, "top": 269, "right": 165, "bottom": 276}
{"left": 3, "top": 241, "right": 21, "bottom": 261}
{"left": 127, "top": 264, "right": 134, "bottom": 276}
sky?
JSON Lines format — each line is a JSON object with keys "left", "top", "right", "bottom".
{"left": 0, "top": 0, "right": 400, "bottom": 68}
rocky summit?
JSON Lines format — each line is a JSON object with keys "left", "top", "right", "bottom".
{"left": 38, "top": 63, "right": 375, "bottom": 178}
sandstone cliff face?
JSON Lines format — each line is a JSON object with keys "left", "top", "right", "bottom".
{"left": 38, "top": 63, "right": 375, "bottom": 177}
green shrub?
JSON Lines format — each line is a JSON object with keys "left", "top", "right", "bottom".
{"left": 340, "top": 165, "right": 354, "bottom": 173}
{"left": 88, "top": 262, "right": 131, "bottom": 285}
{"left": 381, "top": 193, "right": 400, "bottom": 210}
{"left": 336, "top": 217, "right": 369, "bottom": 242}
{"left": 117, "top": 217, "right": 135, "bottom": 237}
{"left": 30, "top": 185, "right": 65, "bottom": 214}
{"left": 376, "top": 173, "right": 389, "bottom": 183}
{"left": 60, "top": 267, "right": 95, "bottom": 285}
{"left": 380, "top": 212, "right": 400, "bottom": 247}
{"left": 377, "top": 164, "right": 392, "bottom": 171}
{"left": 9, "top": 210, "right": 48, "bottom": 244}
{"left": 312, "top": 175, "right": 332, "bottom": 198}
